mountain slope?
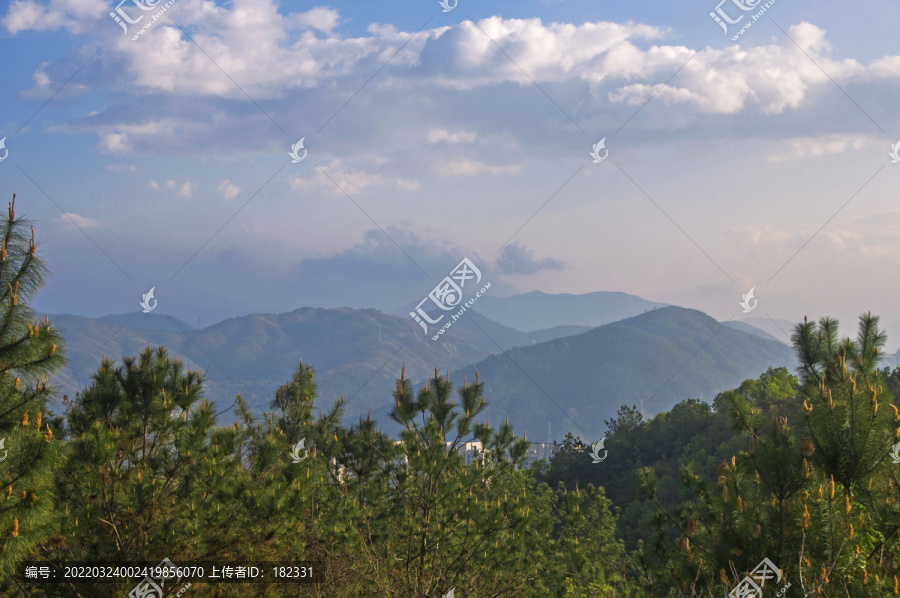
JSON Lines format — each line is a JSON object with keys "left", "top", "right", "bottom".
{"left": 470, "top": 290, "right": 668, "bottom": 331}
{"left": 435, "top": 307, "right": 798, "bottom": 442}
{"left": 738, "top": 317, "right": 795, "bottom": 345}
{"left": 45, "top": 307, "right": 590, "bottom": 419}
{"left": 724, "top": 320, "right": 784, "bottom": 344}
{"left": 433, "top": 310, "right": 591, "bottom": 349}
{"left": 97, "top": 312, "right": 198, "bottom": 332}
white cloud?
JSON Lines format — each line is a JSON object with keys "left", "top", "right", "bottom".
{"left": 603, "top": 22, "right": 890, "bottom": 115}
{"left": 422, "top": 18, "right": 665, "bottom": 90}
{"left": 148, "top": 179, "right": 176, "bottom": 190}
{"left": 3, "top": 0, "right": 107, "bottom": 34}
{"left": 32, "top": 65, "right": 50, "bottom": 87}
{"left": 48, "top": 116, "right": 215, "bottom": 155}
{"left": 94, "top": 120, "right": 177, "bottom": 153}
{"left": 290, "top": 160, "right": 419, "bottom": 195}
{"left": 55, "top": 212, "right": 99, "bottom": 230}
{"left": 148, "top": 180, "right": 194, "bottom": 196}
{"left": 729, "top": 224, "right": 801, "bottom": 247}
{"left": 12, "top": 6, "right": 900, "bottom": 170}
{"left": 439, "top": 158, "right": 520, "bottom": 177}
{"left": 788, "top": 21, "right": 832, "bottom": 54}
{"left": 766, "top": 134, "right": 871, "bottom": 162}
{"left": 729, "top": 216, "right": 895, "bottom": 258}
{"left": 427, "top": 128, "right": 477, "bottom": 144}
{"left": 9, "top": 0, "right": 900, "bottom": 120}
{"left": 289, "top": 6, "right": 340, "bottom": 34}
{"left": 106, "top": 3, "right": 389, "bottom": 98}
{"left": 396, "top": 178, "right": 420, "bottom": 191}
{"left": 218, "top": 179, "right": 242, "bottom": 201}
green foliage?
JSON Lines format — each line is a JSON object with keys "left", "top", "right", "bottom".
{"left": 0, "top": 195, "right": 67, "bottom": 580}
{"left": 633, "top": 314, "right": 900, "bottom": 597}
{"left": 46, "top": 347, "right": 223, "bottom": 595}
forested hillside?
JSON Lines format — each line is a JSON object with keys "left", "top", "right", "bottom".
{"left": 442, "top": 307, "right": 798, "bottom": 440}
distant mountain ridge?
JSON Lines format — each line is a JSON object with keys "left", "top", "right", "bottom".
{"left": 42, "top": 307, "right": 589, "bottom": 419}
{"left": 429, "top": 306, "right": 799, "bottom": 442}
{"left": 723, "top": 320, "right": 784, "bottom": 344}
{"left": 44, "top": 302, "right": 806, "bottom": 443}
{"left": 469, "top": 291, "right": 668, "bottom": 332}
{"left": 97, "top": 312, "right": 197, "bottom": 332}
{"left": 738, "top": 317, "right": 795, "bottom": 345}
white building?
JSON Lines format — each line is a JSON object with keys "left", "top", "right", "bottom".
{"left": 521, "top": 442, "right": 554, "bottom": 468}
{"left": 446, "top": 440, "right": 555, "bottom": 468}
{"left": 451, "top": 440, "right": 484, "bottom": 465}
{"left": 329, "top": 440, "right": 555, "bottom": 481}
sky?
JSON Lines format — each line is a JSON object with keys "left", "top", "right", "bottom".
{"left": 1, "top": 0, "right": 900, "bottom": 347}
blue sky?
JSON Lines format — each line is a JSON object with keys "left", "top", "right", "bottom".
{"left": 1, "top": 0, "right": 900, "bottom": 347}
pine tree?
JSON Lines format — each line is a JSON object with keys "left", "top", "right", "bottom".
{"left": 0, "top": 194, "right": 67, "bottom": 579}
{"left": 51, "top": 346, "right": 214, "bottom": 597}
{"left": 370, "top": 367, "right": 548, "bottom": 596}
{"left": 270, "top": 359, "right": 318, "bottom": 445}
{"left": 640, "top": 314, "right": 900, "bottom": 597}
{"left": 792, "top": 314, "right": 894, "bottom": 491}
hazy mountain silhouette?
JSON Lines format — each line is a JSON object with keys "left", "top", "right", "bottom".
{"left": 738, "top": 317, "right": 795, "bottom": 345}
{"left": 97, "top": 312, "right": 198, "bottom": 332}
{"left": 45, "top": 306, "right": 803, "bottom": 441}
{"left": 469, "top": 290, "right": 668, "bottom": 331}
{"left": 44, "top": 307, "right": 587, "bottom": 419}
{"left": 723, "top": 320, "right": 784, "bottom": 344}
{"left": 415, "top": 307, "right": 800, "bottom": 442}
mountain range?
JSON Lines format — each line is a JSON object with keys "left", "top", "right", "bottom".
{"left": 42, "top": 303, "right": 593, "bottom": 421}
{"left": 395, "top": 290, "right": 667, "bottom": 332}
{"left": 40, "top": 293, "right": 843, "bottom": 441}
